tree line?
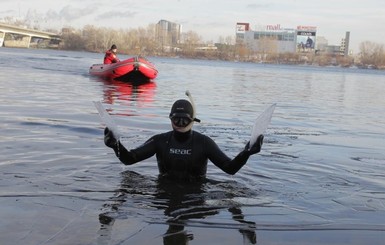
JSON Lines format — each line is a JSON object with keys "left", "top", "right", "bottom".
{"left": 2, "top": 18, "right": 385, "bottom": 69}
{"left": 59, "top": 25, "right": 385, "bottom": 69}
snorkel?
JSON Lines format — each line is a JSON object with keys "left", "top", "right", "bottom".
{"left": 185, "top": 90, "right": 201, "bottom": 123}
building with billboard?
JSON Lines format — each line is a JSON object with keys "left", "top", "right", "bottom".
{"left": 236, "top": 22, "right": 350, "bottom": 56}
{"left": 236, "top": 23, "right": 316, "bottom": 54}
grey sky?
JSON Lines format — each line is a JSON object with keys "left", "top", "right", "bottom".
{"left": 1, "top": 0, "right": 384, "bottom": 52}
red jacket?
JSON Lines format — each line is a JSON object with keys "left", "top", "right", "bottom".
{"left": 104, "top": 50, "right": 120, "bottom": 64}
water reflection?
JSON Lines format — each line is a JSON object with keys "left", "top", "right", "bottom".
{"left": 97, "top": 170, "right": 257, "bottom": 244}
{"left": 96, "top": 78, "right": 157, "bottom": 106}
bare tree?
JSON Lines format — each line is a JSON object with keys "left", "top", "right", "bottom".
{"left": 257, "top": 36, "right": 278, "bottom": 62}
{"left": 359, "top": 41, "right": 385, "bottom": 68}
{"left": 180, "top": 31, "right": 202, "bottom": 56}
{"left": 60, "top": 28, "right": 85, "bottom": 50}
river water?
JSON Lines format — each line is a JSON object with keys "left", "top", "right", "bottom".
{"left": 1, "top": 47, "right": 384, "bottom": 245}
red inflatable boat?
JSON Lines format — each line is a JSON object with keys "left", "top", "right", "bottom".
{"left": 89, "top": 56, "right": 158, "bottom": 82}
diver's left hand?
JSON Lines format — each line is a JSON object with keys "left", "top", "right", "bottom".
{"left": 245, "top": 135, "right": 264, "bottom": 155}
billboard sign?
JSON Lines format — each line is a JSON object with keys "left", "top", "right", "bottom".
{"left": 236, "top": 23, "right": 250, "bottom": 33}
{"left": 296, "top": 26, "right": 317, "bottom": 52}
{"left": 266, "top": 24, "right": 282, "bottom": 31}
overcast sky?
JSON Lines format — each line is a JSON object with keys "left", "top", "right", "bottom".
{"left": 1, "top": 0, "right": 384, "bottom": 53}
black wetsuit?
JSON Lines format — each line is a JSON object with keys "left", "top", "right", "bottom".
{"left": 111, "top": 130, "right": 251, "bottom": 180}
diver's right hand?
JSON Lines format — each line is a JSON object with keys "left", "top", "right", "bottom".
{"left": 104, "top": 127, "right": 118, "bottom": 148}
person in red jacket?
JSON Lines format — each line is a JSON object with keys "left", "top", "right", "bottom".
{"left": 104, "top": 44, "right": 120, "bottom": 64}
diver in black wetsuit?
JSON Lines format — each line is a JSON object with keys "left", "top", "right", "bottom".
{"left": 104, "top": 99, "right": 264, "bottom": 181}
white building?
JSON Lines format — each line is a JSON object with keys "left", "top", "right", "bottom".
{"left": 156, "top": 20, "right": 181, "bottom": 47}
{"left": 236, "top": 23, "right": 317, "bottom": 54}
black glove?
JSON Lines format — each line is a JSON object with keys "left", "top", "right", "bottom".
{"left": 244, "top": 135, "right": 264, "bottom": 155}
{"left": 104, "top": 127, "right": 118, "bottom": 148}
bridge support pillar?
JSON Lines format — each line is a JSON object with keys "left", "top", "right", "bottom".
{"left": 0, "top": 32, "right": 4, "bottom": 47}
{"left": 25, "top": 36, "right": 31, "bottom": 48}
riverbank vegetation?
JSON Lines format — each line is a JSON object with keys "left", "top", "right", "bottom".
{"left": 59, "top": 25, "right": 385, "bottom": 69}
{"left": 3, "top": 19, "right": 385, "bottom": 69}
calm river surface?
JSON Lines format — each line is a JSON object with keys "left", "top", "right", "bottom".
{"left": 1, "top": 47, "right": 385, "bottom": 245}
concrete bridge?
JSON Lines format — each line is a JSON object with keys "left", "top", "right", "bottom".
{"left": 0, "top": 23, "right": 61, "bottom": 48}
